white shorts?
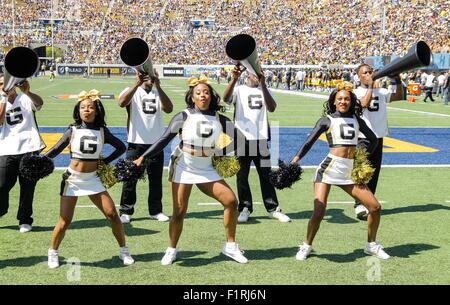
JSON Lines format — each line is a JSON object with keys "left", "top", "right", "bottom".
{"left": 60, "top": 167, "right": 106, "bottom": 196}
{"left": 168, "top": 148, "right": 222, "bottom": 184}
{"left": 314, "top": 154, "right": 354, "bottom": 185}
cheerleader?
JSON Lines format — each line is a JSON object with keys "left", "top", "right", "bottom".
{"left": 44, "top": 90, "right": 133, "bottom": 268}
{"left": 133, "top": 75, "right": 248, "bottom": 265}
{"left": 290, "top": 81, "right": 390, "bottom": 261}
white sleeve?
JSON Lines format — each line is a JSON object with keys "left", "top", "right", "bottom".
{"left": 24, "top": 94, "right": 41, "bottom": 112}
{"left": 232, "top": 86, "right": 239, "bottom": 105}
{"left": 380, "top": 88, "right": 392, "bottom": 103}
{"left": 354, "top": 87, "right": 365, "bottom": 100}
{"left": 118, "top": 87, "right": 130, "bottom": 100}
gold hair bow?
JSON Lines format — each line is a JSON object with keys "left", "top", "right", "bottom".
{"left": 336, "top": 81, "right": 353, "bottom": 91}
{"left": 77, "top": 89, "right": 101, "bottom": 102}
{"left": 187, "top": 74, "right": 209, "bottom": 87}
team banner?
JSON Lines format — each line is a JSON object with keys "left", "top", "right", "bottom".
{"left": 163, "top": 67, "right": 184, "bottom": 77}
{"left": 57, "top": 65, "right": 136, "bottom": 75}
{"left": 184, "top": 66, "right": 219, "bottom": 77}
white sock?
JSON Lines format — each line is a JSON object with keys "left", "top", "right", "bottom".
{"left": 167, "top": 247, "right": 176, "bottom": 252}
{"left": 226, "top": 242, "right": 236, "bottom": 248}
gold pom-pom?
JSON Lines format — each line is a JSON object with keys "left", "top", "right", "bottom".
{"left": 97, "top": 158, "right": 117, "bottom": 189}
{"left": 212, "top": 156, "right": 240, "bottom": 178}
{"left": 351, "top": 148, "right": 374, "bottom": 185}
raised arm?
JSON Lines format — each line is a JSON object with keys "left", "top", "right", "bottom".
{"left": 17, "top": 81, "right": 43, "bottom": 111}
{"left": 153, "top": 76, "right": 173, "bottom": 113}
{"left": 0, "top": 94, "right": 6, "bottom": 125}
{"left": 118, "top": 73, "right": 147, "bottom": 108}
{"left": 389, "top": 75, "right": 404, "bottom": 102}
{"left": 223, "top": 65, "right": 242, "bottom": 104}
{"left": 259, "top": 72, "right": 276, "bottom": 112}
{"left": 291, "top": 117, "right": 330, "bottom": 163}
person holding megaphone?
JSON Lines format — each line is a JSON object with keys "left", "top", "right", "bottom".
{"left": 0, "top": 75, "right": 45, "bottom": 233}
{"left": 352, "top": 63, "right": 403, "bottom": 220}
{"left": 224, "top": 65, "right": 291, "bottom": 224}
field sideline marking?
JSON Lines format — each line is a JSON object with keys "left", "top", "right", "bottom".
{"left": 386, "top": 106, "right": 450, "bottom": 118}
{"left": 328, "top": 201, "right": 386, "bottom": 204}
{"left": 76, "top": 204, "right": 120, "bottom": 208}
{"left": 198, "top": 202, "right": 262, "bottom": 206}
{"left": 55, "top": 164, "right": 450, "bottom": 171}
{"left": 267, "top": 88, "right": 450, "bottom": 118}
{"left": 31, "top": 78, "right": 73, "bottom": 92}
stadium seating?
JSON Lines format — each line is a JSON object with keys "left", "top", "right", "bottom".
{"left": 0, "top": 0, "right": 448, "bottom": 65}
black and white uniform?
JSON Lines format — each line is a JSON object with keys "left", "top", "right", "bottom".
{"left": 0, "top": 94, "right": 45, "bottom": 225}
{"left": 119, "top": 86, "right": 166, "bottom": 216}
{"left": 45, "top": 122, "right": 125, "bottom": 196}
{"left": 228, "top": 84, "right": 278, "bottom": 213}
{"left": 140, "top": 108, "right": 239, "bottom": 184}
{"left": 354, "top": 87, "right": 390, "bottom": 194}
{"left": 295, "top": 112, "right": 377, "bottom": 185}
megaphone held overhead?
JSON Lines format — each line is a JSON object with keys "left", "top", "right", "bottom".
{"left": 3, "top": 47, "right": 40, "bottom": 92}
{"left": 120, "top": 37, "right": 155, "bottom": 78}
{"left": 373, "top": 41, "right": 432, "bottom": 80}
{"left": 226, "top": 34, "right": 261, "bottom": 77}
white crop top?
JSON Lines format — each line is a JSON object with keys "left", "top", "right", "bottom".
{"left": 325, "top": 114, "right": 359, "bottom": 147}
{"left": 70, "top": 126, "right": 104, "bottom": 160}
{"left": 181, "top": 109, "right": 223, "bottom": 149}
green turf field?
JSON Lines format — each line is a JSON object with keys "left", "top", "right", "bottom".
{"left": 29, "top": 76, "right": 450, "bottom": 127}
{"left": 1, "top": 76, "right": 449, "bottom": 284}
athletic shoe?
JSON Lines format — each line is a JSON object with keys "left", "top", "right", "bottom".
{"left": 19, "top": 224, "right": 32, "bottom": 233}
{"left": 364, "top": 241, "right": 390, "bottom": 260}
{"left": 269, "top": 207, "right": 291, "bottom": 223}
{"left": 48, "top": 248, "right": 59, "bottom": 269}
{"left": 161, "top": 247, "right": 177, "bottom": 266}
{"left": 150, "top": 213, "right": 170, "bottom": 222}
{"left": 120, "top": 214, "right": 131, "bottom": 224}
{"left": 237, "top": 207, "right": 251, "bottom": 223}
{"left": 221, "top": 242, "right": 248, "bottom": 264}
{"left": 354, "top": 204, "right": 369, "bottom": 220}
{"left": 296, "top": 243, "right": 312, "bottom": 261}
{"left": 119, "top": 246, "right": 135, "bottom": 266}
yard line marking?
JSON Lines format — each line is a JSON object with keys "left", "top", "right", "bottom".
{"left": 55, "top": 164, "right": 450, "bottom": 171}
{"left": 386, "top": 107, "right": 450, "bottom": 118}
{"left": 328, "top": 201, "right": 387, "bottom": 204}
{"left": 32, "top": 78, "right": 73, "bottom": 92}
{"left": 198, "top": 202, "right": 262, "bottom": 206}
{"left": 76, "top": 204, "right": 120, "bottom": 208}
{"left": 267, "top": 88, "right": 450, "bottom": 118}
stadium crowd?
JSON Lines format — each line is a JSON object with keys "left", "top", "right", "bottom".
{"left": 0, "top": 0, "right": 448, "bottom": 65}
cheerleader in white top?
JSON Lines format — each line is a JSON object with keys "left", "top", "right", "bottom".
{"left": 134, "top": 75, "right": 248, "bottom": 265}
{"left": 290, "top": 82, "right": 391, "bottom": 261}
{"left": 44, "top": 90, "right": 133, "bottom": 268}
